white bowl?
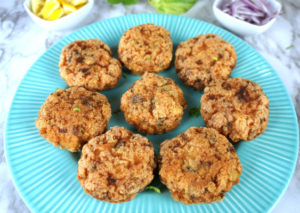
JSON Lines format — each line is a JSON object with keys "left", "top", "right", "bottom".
{"left": 24, "top": 0, "right": 94, "bottom": 31}
{"left": 213, "top": 0, "right": 281, "bottom": 36}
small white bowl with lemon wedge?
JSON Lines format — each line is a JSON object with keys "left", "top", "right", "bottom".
{"left": 24, "top": 0, "right": 94, "bottom": 31}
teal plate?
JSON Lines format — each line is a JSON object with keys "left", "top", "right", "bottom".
{"left": 5, "top": 14, "right": 299, "bottom": 213}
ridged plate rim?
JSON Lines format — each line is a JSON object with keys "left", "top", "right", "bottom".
{"left": 5, "top": 14, "right": 299, "bottom": 213}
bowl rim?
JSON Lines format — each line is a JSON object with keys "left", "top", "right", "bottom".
{"left": 23, "top": 0, "right": 94, "bottom": 24}
{"left": 213, "top": 0, "right": 282, "bottom": 28}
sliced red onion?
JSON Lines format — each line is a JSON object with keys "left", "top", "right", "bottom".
{"left": 241, "top": 0, "right": 261, "bottom": 12}
{"left": 252, "top": 16, "right": 261, "bottom": 24}
{"left": 219, "top": 0, "right": 280, "bottom": 26}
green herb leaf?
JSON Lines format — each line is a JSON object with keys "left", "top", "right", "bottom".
{"left": 107, "top": 0, "right": 122, "bottom": 4}
{"left": 73, "top": 107, "right": 81, "bottom": 112}
{"left": 113, "top": 109, "right": 121, "bottom": 114}
{"left": 286, "top": 45, "right": 294, "bottom": 50}
{"left": 148, "top": 0, "right": 196, "bottom": 15}
{"left": 122, "top": 73, "right": 127, "bottom": 79}
{"left": 189, "top": 106, "right": 200, "bottom": 117}
{"left": 124, "top": 0, "right": 139, "bottom": 5}
{"left": 55, "top": 88, "right": 60, "bottom": 91}
{"left": 146, "top": 57, "right": 151, "bottom": 61}
{"left": 212, "top": 56, "right": 218, "bottom": 61}
{"left": 145, "top": 186, "right": 161, "bottom": 194}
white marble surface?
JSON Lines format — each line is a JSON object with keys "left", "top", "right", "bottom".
{"left": 0, "top": 0, "right": 299, "bottom": 212}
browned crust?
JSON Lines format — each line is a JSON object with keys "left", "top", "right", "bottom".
{"left": 77, "top": 126, "right": 156, "bottom": 203}
{"left": 118, "top": 23, "right": 173, "bottom": 75}
{"left": 175, "top": 34, "right": 236, "bottom": 91}
{"left": 200, "top": 78, "right": 269, "bottom": 142}
{"left": 35, "top": 87, "right": 111, "bottom": 152}
{"left": 159, "top": 127, "right": 242, "bottom": 204}
{"left": 120, "top": 73, "right": 186, "bottom": 135}
{"left": 59, "top": 39, "right": 122, "bottom": 91}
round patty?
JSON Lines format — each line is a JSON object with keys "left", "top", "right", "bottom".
{"left": 77, "top": 126, "right": 156, "bottom": 203}
{"left": 175, "top": 34, "right": 236, "bottom": 91}
{"left": 118, "top": 23, "right": 173, "bottom": 75}
{"left": 35, "top": 87, "right": 111, "bottom": 152}
{"left": 120, "top": 73, "right": 186, "bottom": 135}
{"left": 159, "top": 127, "right": 242, "bottom": 204}
{"left": 59, "top": 39, "right": 122, "bottom": 91}
{"left": 200, "top": 78, "right": 269, "bottom": 142}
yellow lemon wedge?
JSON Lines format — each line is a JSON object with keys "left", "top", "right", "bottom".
{"left": 61, "top": 1, "right": 77, "bottom": 14}
{"left": 31, "top": 0, "right": 87, "bottom": 21}
{"left": 75, "top": 4, "right": 85, "bottom": 9}
{"left": 31, "top": 0, "right": 45, "bottom": 15}
{"left": 70, "top": 0, "right": 88, "bottom": 7}
{"left": 47, "top": 7, "right": 64, "bottom": 20}
{"left": 40, "top": 0, "right": 61, "bottom": 20}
